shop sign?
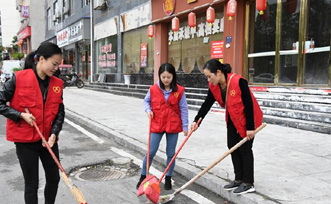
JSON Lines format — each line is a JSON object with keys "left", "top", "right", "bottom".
{"left": 211, "top": 41, "right": 224, "bottom": 59}
{"left": 57, "top": 21, "right": 84, "bottom": 47}
{"left": 187, "top": 0, "right": 197, "bottom": 3}
{"left": 163, "top": 0, "right": 175, "bottom": 16}
{"left": 98, "top": 43, "right": 116, "bottom": 68}
{"left": 21, "top": 6, "right": 29, "bottom": 18}
{"left": 168, "top": 17, "right": 224, "bottom": 43}
{"left": 140, "top": 43, "right": 148, "bottom": 67}
{"left": 17, "top": 26, "right": 31, "bottom": 41}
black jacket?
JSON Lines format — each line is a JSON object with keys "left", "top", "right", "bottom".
{"left": 0, "top": 70, "right": 65, "bottom": 138}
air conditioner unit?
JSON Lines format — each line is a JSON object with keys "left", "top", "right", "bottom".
{"left": 63, "top": 5, "right": 70, "bottom": 15}
{"left": 94, "top": 0, "right": 107, "bottom": 10}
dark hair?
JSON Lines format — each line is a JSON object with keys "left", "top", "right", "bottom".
{"left": 24, "top": 42, "right": 62, "bottom": 69}
{"left": 203, "top": 59, "right": 232, "bottom": 80}
{"left": 158, "top": 63, "right": 178, "bottom": 92}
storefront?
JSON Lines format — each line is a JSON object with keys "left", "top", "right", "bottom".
{"left": 151, "top": 0, "right": 331, "bottom": 87}
{"left": 17, "top": 26, "right": 31, "bottom": 55}
{"left": 93, "top": 1, "right": 152, "bottom": 83}
{"left": 56, "top": 19, "right": 90, "bottom": 79}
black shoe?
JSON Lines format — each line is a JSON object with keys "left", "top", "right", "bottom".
{"left": 233, "top": 183, "right": 255, "bottom": 195}
{"left": 136, "top": 175, "right": 146, "bottom": 190}
{"left": 224, "top": 180, "right": 242, "bottom": 191}
{"left": 164, "top": 176, "right": 172, "bottom": 190}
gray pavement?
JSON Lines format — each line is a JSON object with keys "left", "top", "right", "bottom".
{"left": 63, "top": 87, "right": 331, "bottom": 204}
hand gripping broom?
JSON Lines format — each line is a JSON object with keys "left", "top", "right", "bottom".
{"left": 140, "top": 118, "right": 202, "bottom": 204}
{"left": 159, "top": 123, "right": 267, "bottom": 204}
{"left": 25, "top": 109, "right": 87, "bottom": 204}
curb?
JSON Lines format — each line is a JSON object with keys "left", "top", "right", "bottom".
{"left": 65, "top": 108, "right": 279, "bottom": 204}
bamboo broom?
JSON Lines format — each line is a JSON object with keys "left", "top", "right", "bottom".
{"left": 25, "top": 109, "right": 87, "bottom": 204}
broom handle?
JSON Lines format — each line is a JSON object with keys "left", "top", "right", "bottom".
{"left": 174, "top": 123, "right": 267, "bottom": 196}
{"left": 146, "top": 117, "right": 152, "bottom": 176}
{"left": 25, "top": 108, "right": 67, "bottom": 176}
{"left": 158, "top": 118, "right": 202, "bottom": 184}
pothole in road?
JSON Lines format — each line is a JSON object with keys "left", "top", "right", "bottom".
{"left": 69, "top": 157, "right": 139, "bottom": 181}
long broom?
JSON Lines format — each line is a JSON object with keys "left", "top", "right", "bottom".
{"left": 159, "top": 123, "right": 267, "bottom": 204}
{"left": 137, "top": 117, "right": 159, "bottom": 196}
{"left": 25, "top": 108, "right": 87, "bottom": 204}
{"left": 143, "top": 118, "right": 202, "bottom": 204}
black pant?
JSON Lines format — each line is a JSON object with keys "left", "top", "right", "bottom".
{"left": 227, "top": 120, "right": 254, "bottom": 184}
{"left": 15, "top": 141, "right": 60, "bottom": 204}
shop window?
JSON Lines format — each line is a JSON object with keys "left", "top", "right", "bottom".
{"left": 168, "top": 8, "right": 224, "bottom": 74}
{"left": 304, "top": 0, "right": 331, "bottom": 85}
{"left": 95, "top": 35, "right": 117, "bottom": 74}
{"left": 122, "top": 26, "right": 154, "bottom": 74}
{"left": 247, "top": 0, "right": 277, "bottom": 84}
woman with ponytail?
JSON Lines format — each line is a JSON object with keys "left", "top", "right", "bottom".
{"left": 190, "top": 59, "right": 263, "bottom": 195}
{"left": 0, "top": 42, "right": 64, "bottom": 204}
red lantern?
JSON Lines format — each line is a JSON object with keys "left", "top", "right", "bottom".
{"left": 206, "top": 6, "right": 215, "bottom": 26}
{"left": 286, "top": 0, "right": 297, "bottom": 14}
{"left": 172, "top": 17, "right": 179, "bottom": 32}
{"left": 188, "top": 12, "right": 196, "bottom": 29}
{"left": 226, "top": 0, "right": 237, "bottom": 21}
{"left": 147, "top": 25, "right": 154, "bottom": 39}
{"left": 256, "top": 0, "right": 267, "bottom": 15}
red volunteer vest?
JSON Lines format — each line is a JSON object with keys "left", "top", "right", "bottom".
{"left": 150, "top": 84, "right": 184, "bottom": 133}
{"left": 209, "top": 73, "right": 263, "bottom": 138}
{"left": 6, "top": 69, "right": 63, "bottom": 143}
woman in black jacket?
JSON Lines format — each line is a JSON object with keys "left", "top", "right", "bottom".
{"left": 0, "top": 42, "right": 65, "bottom": 204}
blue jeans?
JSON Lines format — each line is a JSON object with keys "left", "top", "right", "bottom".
{"left": 141, "top": 132, "right": 179, "bottom": 176}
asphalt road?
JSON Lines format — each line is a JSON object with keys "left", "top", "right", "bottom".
{"left": 0, "top": 113, "right": 230, "bottom": 204}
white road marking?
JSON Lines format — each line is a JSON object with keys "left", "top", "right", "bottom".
{"left": 65, "top": 118, "right": 105, "bottom": 144}
{"left": 64, "top": 119, "right": 215, "bottom": 204}
{"left": 111, "top": 147, "right": 216, "bottom": 204}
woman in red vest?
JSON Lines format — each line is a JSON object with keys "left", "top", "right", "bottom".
{"left": 0, "top": 42, "right": 64, "bottom": 204}
{"left": 136, "top": 63, "right": 189, "bottom": 190}
{"left": 190, "top": 59, "right": 263, "bottom": 195}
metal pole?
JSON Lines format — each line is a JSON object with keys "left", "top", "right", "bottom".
{"left": 90, "top": 0, "right": 94, "bottom": 83}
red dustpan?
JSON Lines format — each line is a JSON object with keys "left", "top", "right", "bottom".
{"left": 144, "top": 118, "right": 202, "bottom": 204}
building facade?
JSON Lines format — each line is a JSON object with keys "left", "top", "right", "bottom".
{"left": 92, "top": 0, "right": 152, "bottom": 83}
{"left": 151, "top": 0, "right": 331, "bottom": 87}
{"left": 45, "top": 0, "right": 91, "bottom": 79}
{"left": 16, "top": 0, "right": 46, "bottom": 54}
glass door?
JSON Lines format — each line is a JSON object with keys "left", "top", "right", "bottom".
{"left": 303, "top": 0, "right": 331, "bottom": 85}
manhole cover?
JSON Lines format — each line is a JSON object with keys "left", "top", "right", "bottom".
{"left": 75, "top": 167, "right": 127, "bottom": 181}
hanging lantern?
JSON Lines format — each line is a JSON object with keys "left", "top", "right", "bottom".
{"left": 206, "top": 6, "right": 215, "bottom": 26}
{"left": 226, "top": 0, "right": 237, "bottom": 21}
{"left": 286, "top": 0, "right": 297, "bottom": 14}
{"left": 172, "top": 17, "right": 179, "bottom": 32}
{"left": 147, "top": 25, "right": 154, "bottom": 39}
{"left": 188, "top": 12, "right": 196, "bottom": 29}
{"left": 256, "top": 0, "right": 267, "bottom": 15}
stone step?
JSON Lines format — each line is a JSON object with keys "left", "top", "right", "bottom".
{"left": 263, "top": 115, "right": 331, "bottom": 134}
{"left": 261, "top": 107, "right": 331, "bottom": 124}
{"left": 254, "top": 92, "right": 331, "bottom": 105}
{"left": 258, "top": 99, "right": 331, "bottom": 114}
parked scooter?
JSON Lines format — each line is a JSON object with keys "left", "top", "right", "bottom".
{"left": 61, "top": 72, "right": 84, "bottom": 88}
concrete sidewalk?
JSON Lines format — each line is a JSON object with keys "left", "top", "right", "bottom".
{"left": 63, "top": 88, "right": 331, "bottom": 204}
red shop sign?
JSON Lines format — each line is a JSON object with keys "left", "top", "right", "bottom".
{"left": 17, "top": 27, "right": 31, "bottom": 41}
{"left": 163, "top": 0, "right": 175, "bottom": 16}
{"left": 211, "top": 41, "right": 224, "bottom": 59}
